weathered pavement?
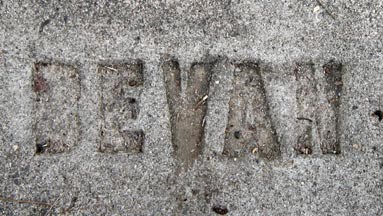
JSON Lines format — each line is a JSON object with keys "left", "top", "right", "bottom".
{"left": 0, "top": 1, "right": 383, "bottom": 215}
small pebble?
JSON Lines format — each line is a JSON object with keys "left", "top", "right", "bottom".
{"left": 252, "top": 147, "right": 258, "bottom": 154}
{"left": 12, "top": 145, "right": 19, "bottom": 151}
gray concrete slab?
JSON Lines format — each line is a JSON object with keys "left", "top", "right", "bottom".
{"left": 0, "top": 0, "right": 382, "bottom": 215}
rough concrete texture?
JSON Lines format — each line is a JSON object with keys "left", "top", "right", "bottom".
{"left": 0, "top": 0, "right": 383, "bottom": 215}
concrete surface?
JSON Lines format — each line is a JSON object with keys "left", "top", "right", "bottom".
{"left": 0, "top": 0, "right": 383, "bottom": 215}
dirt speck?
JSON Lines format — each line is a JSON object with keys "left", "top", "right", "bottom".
{"left": 372, "top": 110, "right": 382, "bottom": 121}
{"left": 33, "top": 74, "right": 48, "bottom": 93}
{"left": 212, "top": 205, "right": 228, "bottom": 215}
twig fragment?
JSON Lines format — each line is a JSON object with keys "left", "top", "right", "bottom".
{"left": 297, "top": 117, "right": 313, "bottom": 122}
{"left": 0, "top": 196, "right": 53, "bottom": 207}
{"left": 44, "top": 196, "right": 61, "bottom": 216}
{"left": 103, "top": 66, "right": 117, "bottom": 71}
{"left": 194, "top": 95, "right": 208, "bottom": 110}
{"left": 316, "top": 0, "right": 336, "bottom": 20}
